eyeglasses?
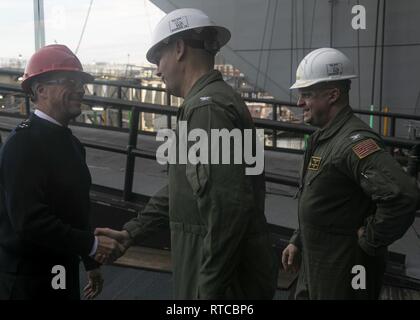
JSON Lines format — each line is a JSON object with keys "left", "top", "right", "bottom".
{"left": 43, "top": 78, "right": 86, "bottom": 88}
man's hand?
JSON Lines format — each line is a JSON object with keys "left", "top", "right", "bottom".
{"left": 83, "top": 268, "right": 104, "bottom": 300}
{"left": 357, "top": 226, "right": 366, "bottom": 239}
{"left": 282, "top": 243, "right": 301, "bottom": 273}
{"left": 94, "top": 235, "right": 126, "bottom": 264}
{"left": 95, "top": 228, "right": 132, "bottom": 248}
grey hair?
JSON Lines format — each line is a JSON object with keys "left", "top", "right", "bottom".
{"left": 30, "top": 81, "right": 42, "bottom": 103}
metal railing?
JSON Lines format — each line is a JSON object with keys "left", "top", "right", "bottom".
{"left": 80, "top": 79, "right": 420, "bottom": 139}
{"left": 1, "top": 70, "right": 419, "bottom": 137}
{"left": 0, "top": 83, "right": 419, "bottom": 201}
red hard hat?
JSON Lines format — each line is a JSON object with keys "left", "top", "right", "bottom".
{"left": 21, "top": 44, "right": 94, "bottom": 93}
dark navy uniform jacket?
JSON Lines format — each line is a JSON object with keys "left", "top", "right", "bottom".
{"left": 0, "top": 113, "right": 98, "bottom": 299}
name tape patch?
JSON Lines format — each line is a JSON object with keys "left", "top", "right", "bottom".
{"left": 352, "top": 138, "right": 380, "bottom": 159}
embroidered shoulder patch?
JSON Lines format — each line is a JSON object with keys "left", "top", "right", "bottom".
{"left": 352, "top": 138, "right": 380, "bottom": 159}
{"left": 308, "top": 156, "right": 322, "bottom": 170}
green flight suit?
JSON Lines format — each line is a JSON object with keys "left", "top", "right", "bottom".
{"left": 124, "top": 70, "right": 278, "bottom": 299}
{"left": 290, "top": 105, "right": 418, "bottom": 299}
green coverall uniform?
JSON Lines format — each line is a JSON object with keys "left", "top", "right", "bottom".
{"left": 290, "top": 105, "right": 418, "bottom": 299}
{"left": 124, "top": 70, "right": 278, "bottom": 299}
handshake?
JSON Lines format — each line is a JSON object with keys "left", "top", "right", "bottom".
{"left": 93, "top": 228, "right": 133, "bottom": 264}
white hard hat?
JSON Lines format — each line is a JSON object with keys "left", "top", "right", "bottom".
{"left": 146, "top": 8, "right": 231, "bottom": 64}
{"left": 290, "top": 48, "right": 357, "bottom": 89}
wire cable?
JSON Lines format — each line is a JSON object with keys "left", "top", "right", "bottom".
{"left": 255, "top": 0, "right": 272, "bottom": 91}
{"left": 263, "top": 0, "right": 279, "bottom": 90}
{"left": 308, "top": 0, "right": 317, "bottom": 51}
{"left": 75, "top": 0, "right": 94, "bottom": 54}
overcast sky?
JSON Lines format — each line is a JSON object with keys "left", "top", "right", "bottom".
{"left": 0, "top": 0, "right": 165, "bottom": 65}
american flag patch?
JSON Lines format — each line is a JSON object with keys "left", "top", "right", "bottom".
{"left": 352, "top": 138, "right": 380, "bottom": 159}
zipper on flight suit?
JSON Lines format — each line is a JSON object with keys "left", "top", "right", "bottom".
{"left": 294, "top": 184, "right": 303, "bottom": 199}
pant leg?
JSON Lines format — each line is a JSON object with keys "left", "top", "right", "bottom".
{"left": 0, "top": 272, "right": 16, "bottom": 299}
{"left": 354, "top": 247, "right": 387, "bottom": 300}
{"left": 294, "top": 264, "right": 310, "bottom": 300}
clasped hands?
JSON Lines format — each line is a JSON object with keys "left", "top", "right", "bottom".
{"left": 93, "top": 228, "right": 132, "bottom": 264}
